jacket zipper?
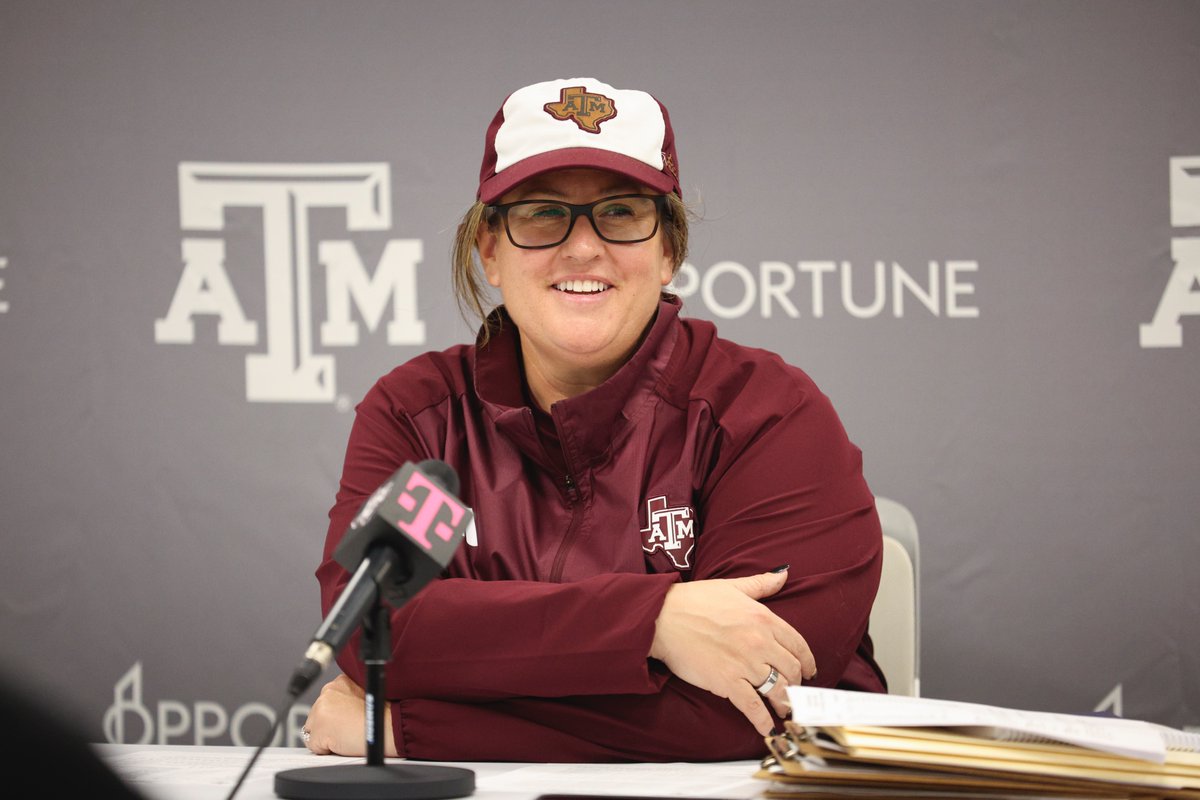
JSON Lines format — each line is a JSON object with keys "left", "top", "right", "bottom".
{"left": 549, "top": 470, "right": 582, "bottom": 582}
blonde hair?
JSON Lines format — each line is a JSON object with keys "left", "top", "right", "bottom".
{"left": 451, "top": 193, "right": 691, "bottom": 337}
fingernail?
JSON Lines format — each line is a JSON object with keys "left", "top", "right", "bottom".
{"left": 769, "top": 563, "right": 790, "bottom": 573}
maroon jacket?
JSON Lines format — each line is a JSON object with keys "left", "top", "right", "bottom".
{"left": 317, "top": 295, "right": 884, "bottom": 761}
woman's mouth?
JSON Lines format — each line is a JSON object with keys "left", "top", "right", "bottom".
{"left": 554, "top": 280, "right": 609, "bottom": 294}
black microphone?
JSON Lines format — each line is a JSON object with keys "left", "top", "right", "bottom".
{"left": 287, "top": 459, "right": 472, "bottom": 698}
{"left": 221, "top": 460, "right": 475, "bottom": 800}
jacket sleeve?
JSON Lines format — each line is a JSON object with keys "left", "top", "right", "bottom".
{"left": 389, "top": 683, "right": 778, "bottom": 761}
{"left": 692, "top": 384, "right": 884, "bottom": 691}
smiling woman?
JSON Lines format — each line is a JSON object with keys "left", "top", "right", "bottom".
{"left": 306, "top": 77, "right": 885, "bottom": 762}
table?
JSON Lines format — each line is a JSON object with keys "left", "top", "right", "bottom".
{"left": 95, "top": 744, "right": 768, "bottom": 800}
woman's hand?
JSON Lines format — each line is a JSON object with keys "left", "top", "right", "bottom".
{"left": 649, "top": 569, "right": 815, "bottom": 736}
{"left": 302, "top": 674, "right": 398, "bottom": 757}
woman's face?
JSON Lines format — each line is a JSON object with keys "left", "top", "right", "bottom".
{"left": 478, "top": 168, "right": 675, "bottom": 384}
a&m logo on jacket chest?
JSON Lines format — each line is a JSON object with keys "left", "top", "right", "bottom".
{"left": 641, "top": 496, "right": 696, "bottom": 570}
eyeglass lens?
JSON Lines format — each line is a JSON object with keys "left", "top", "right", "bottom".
{"left": 501, "top": 195, "right": 661, "bottom": 248}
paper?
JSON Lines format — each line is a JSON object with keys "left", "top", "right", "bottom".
{"left": 786, "top": 687, "right": 1170, "bottom": 763}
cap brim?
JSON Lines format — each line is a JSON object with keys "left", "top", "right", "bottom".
{"left": 478, "top": 147, "right": 677, "bottom": 204}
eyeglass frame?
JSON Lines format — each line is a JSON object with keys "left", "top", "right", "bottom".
{"left": 485, "top": 193, "right": 670, "bottom": 250}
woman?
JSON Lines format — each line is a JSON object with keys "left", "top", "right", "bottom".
{"left": 304, "top": 77, "right": 885, "bottom": 761}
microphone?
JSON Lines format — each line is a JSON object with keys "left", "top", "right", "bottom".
{"left": 224, "top": 460, "right": 475, "bottom": 800}
{"left": 287, "top": 459, "right": 472, "bottom": 698}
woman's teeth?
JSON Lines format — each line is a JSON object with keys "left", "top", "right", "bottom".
{"left": 555, "top": 280, "right": 608, "bottom": 294}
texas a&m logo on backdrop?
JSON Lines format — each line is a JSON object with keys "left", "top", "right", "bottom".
{"left": 154, "top": 163, "right": 426, "bottom": 403}
{"left": 1141, "top": 157, "right": 1200, "bottom": 348}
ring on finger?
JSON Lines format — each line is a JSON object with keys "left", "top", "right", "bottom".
{"left": 754, "top": 666, "right": 780, "bottom": 695}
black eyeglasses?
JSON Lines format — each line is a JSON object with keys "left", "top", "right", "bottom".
{"left": 487, "top": 194, "right": 668, "bottom": 249}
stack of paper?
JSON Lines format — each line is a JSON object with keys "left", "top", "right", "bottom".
{"left": 757, "top": 687, "right": 1200, "bottom": 799}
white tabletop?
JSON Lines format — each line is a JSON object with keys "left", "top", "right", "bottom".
{"left": 95, "top": 744, "right": 768, "bottom": 800}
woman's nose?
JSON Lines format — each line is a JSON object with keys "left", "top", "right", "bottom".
{"left": 559, "top": 213, "right": 605, "bottom": 259}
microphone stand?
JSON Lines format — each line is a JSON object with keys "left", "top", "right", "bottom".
{"left": 275, "top": 589, "right": 474, "bottom": 800}
{"left": 364, "top": 602, "right": 389, "bottom": 767}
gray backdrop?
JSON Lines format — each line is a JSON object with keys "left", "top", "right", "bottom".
{"left": 2, "top": 0, "right": 1197, "bottom": 747}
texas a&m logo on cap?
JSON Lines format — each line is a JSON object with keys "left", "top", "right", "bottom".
{"left": 641, "top": 495, "right": 696, "bottom": 570}
{"left": 544, "top": 86, "right": 617, "bottom": 133}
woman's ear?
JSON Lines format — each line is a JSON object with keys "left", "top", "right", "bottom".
{"left": 477, "top": 220, "right": 501, "bottom": 287}
{"left": 658, "top": 237, "right": 675, "bottom": 287}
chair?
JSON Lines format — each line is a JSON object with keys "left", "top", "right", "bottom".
{"left": 869, "top": 496, "right": 921, "bottom": 696}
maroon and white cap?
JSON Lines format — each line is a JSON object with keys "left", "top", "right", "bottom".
{"left": 477, "top": 77, "right": 681, "bottom": 204}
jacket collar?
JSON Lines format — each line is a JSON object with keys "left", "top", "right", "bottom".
{"left": 474, "top": 295, "right": 682, "bottom": 466}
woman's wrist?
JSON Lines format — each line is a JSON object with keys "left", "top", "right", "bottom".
{"left": 385, "top": 703, "right": 399, "bottom": 757}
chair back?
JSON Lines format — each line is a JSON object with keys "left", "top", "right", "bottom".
{"left": 869, "top": 497, "right": 920, "bottom": 696}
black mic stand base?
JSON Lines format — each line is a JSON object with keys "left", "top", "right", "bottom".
{"left": 276, "top": 592, "right": 473, "bottom": 799}
{"left": 275, "top": 763, "right": 474, "bottom": 800}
